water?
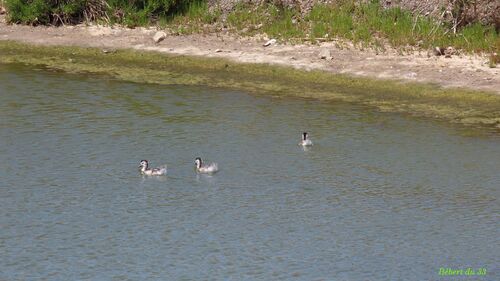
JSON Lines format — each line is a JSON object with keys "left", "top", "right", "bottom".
{"left": 0, "top": 64, "right": 498, "bottom": 281}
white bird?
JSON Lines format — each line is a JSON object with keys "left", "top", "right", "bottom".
{"left": 299, "top": 132, "right": 313, "bottom": 146}
{"left": 139, "top": 160, "right": 167, "bottom": 176}
{"left": 194, "top": 157, "right": 219, "bottom": 174}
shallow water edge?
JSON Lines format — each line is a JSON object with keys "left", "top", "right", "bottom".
{"left": 1, "top": 40, "right": 499, "bottom": 130}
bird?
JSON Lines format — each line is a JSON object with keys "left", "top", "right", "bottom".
{"left": 138, "top": 160, "right": 167, "bottom": 176}
{"left": 194, "top": 157, "right": 219, "bottom": 173}
{"left": 299, "top": 132, "right": 313, "bottom": 146}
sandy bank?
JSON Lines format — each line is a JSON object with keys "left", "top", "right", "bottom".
{"left": 0, "top": 15, "right": 498, "bottom": 94}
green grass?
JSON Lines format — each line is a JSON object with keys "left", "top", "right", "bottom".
{"left": 221, "top": 1, "right": 499, "bottom": 53}
{"left": 105, "top": 0, "right": 211, "bottom": 27}
{"left": 1, "top": 40, "right": 499, "bottom": 130}
{"left": 4, "top": 0, "right": 203, "bottom": 26}
{"left": 308, "top": 2, "right": 354, "bottom": 39}
{"left": 225, "top": 3, "right": 306, "bottom": 40}
{"left": 5, "top": 0, "right": 53, "bottom": 24}
{"left": 164, "top": 0, "right": 219, "bottom": 33}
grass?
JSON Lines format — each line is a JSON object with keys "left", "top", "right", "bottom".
{"left": 221, "top": 1, "right": 499, "bottom": 53}
{"left": 1, "top": 40, "right": 499, "bottom": 130}
{"left": 225, "top": 3, "right": 307, "bottom": 41}
{"left": 3, "top": 0, "right": 203, "bottom": 26}
{"left": 106, "top": 0, "right": 202, "bottom": 27}
{"left": 162, "top": 0, "right": 219, "bottom": 33}
{"left": 3, "top": 1, "right": 498, "bottom": 53}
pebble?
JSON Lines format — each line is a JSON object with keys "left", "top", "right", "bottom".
{"left": 152, "top": 31, "right": 167, "bottom": 43}
{"left": 263, "top": 39, "right": 276, "bottom": 47}
{"left": 319, "top": 48, "right": 332, "bottom": 60}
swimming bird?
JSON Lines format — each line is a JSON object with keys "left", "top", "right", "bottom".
{"left": 194, "top": 157, "right": 219, "bottom": 173}
{"left": 299, "top": 132, "right": 313, "bottom": 146}
{"left": 139, "top": 160, "right": 167, "bottom": 176}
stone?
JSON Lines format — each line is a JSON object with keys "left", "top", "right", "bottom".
{"left": 215, "top": 49, "right": 223, "bottom": 53}
{"left": 433, "top": 46, "right": 444, "bottom": 56}
{"left": 319, "top": 48, "right": 332, "bottom": 60}
{"left": 405, "top": 72, "right": 417, "bottom": 78}
{"left": 263, "top": 39, "right": 276, "bottom": 47}
{"left": 0, "top": 6, "right": 6, "bottom": 15}
{"left": 444, "top": 46, "right": 455, "bottom": 58}
{"left": 152, "top": 31, "right": 167, "bottom": 43}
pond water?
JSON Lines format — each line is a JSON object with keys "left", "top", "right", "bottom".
{"left": 0, "top": 64, "right": 498, "bottom": 281}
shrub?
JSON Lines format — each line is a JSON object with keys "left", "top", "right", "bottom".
{"left": 4, "top": 0, "right": 200, "bottom": 25}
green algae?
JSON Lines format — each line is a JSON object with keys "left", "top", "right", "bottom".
{"left": 1, "top": 40, "right": 499, "bottom": 129}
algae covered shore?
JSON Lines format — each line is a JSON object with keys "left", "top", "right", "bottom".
{"left": 1, "top": 40, "right": 499, "bottom": 129}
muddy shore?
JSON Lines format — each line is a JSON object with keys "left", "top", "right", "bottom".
{"left": 0, "top": 14, "right": 498, "bottom": 94}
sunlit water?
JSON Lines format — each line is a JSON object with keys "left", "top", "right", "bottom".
{"left": 0, "top": 64, "right": 498, "bottom": 281}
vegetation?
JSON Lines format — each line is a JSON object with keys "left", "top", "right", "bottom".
{"left": 1, "top": 40, "right": 499, "bottom": 130}
{"left": 3, "top": 0, "right": 201, "bottom": 25}
{"left": 105, "top": 0, "right": 205, "bottom": 27}
{"left": 223, "top": 1, "right": 498, "bottom": 53}
{"left": 5, "top": 0, "right": 95, "bottom": 24}
{"left": 3, "top": 0, "right": 498, "bottom": 53}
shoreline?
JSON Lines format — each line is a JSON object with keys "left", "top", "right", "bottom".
{"left": 1, "top": 17, "right": 500, "bottom": 129}
{"left": 1, "top": 15, "right": 498, "bottom": 94}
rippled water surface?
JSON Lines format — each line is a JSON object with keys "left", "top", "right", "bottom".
{"left": 1, "top": 64, "right": 499, "bottom": 280}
